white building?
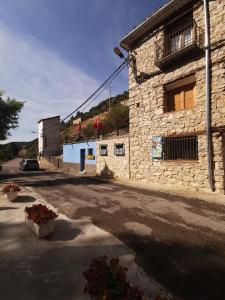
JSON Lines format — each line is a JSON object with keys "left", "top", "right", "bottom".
{"left": 38, "top": 116, "right": 60, "bottom": 156}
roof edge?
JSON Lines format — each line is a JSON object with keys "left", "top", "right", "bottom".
{"left": 38, "top": 115, "right": 60, "bottom": 124}
{"left": 120, "top": 0, "right": 196, "bottom": 50}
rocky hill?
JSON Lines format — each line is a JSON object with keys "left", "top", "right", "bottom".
{"left": 0, "top": 139, "right": 38, "bottom": 162}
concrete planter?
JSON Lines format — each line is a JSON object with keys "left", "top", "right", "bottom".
{"left": 25, "top": 213, "right": 55, "bottom": 238}
{"left": 4, "top": 191, "right": 18, "bottom": 202}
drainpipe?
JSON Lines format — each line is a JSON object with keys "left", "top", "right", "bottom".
{"left": 203, "top": 0, "right": 214, "bottom": 191}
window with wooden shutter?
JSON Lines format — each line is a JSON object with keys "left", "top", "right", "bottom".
{"left": 184, "top": 83, "right": 196, "bottom": 109}
{"left": 164, "top": 75, "right": 196, "bottom": 112}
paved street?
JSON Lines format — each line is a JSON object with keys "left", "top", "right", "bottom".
{"left": 1, "top": 159, "right": 225, "bottom": 300}
{"left": 0, "top": 182, "right": 159, "bottom": 300}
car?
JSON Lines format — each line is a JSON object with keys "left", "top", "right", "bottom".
{"left": 20, "top": 159, "right": 39, "bottom": 171}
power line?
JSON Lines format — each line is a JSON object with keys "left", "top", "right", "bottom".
{"left": 62, "top": 58, "right": 128, "bottom": 122}
{"left": 80, "top": 62, "right": 127, "bottom": 113}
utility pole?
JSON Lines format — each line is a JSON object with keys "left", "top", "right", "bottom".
{"left": 109, "top": 85, "right": 112, "bottom": 111}
{"left": 203, "top": 0, "right": 214, "bottom": 191}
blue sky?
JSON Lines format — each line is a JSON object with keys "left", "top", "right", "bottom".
{"left": 0, "top": 0, "right": 166, "bottom": 142}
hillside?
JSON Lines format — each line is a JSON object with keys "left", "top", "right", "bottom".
{"left": 0, "top": 139, "right": 38, "bottom": 162}
{"left": 70, "top": 90, "right": 129, "bottom": 122}
{"left": 61, "top": 91, "right": 129, "bottom": 143}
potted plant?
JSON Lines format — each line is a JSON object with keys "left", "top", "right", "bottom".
{"left": 83, "top": 256, "right": 145, "bottom": 300}
{"left": 24, "top": 204, "right": 58, "bottom": 238}
{"left": 155, "top": 293, "right": 174, "bottom": 300}
{"left": 2, "top": 184, "right": 21, "bottom": 201}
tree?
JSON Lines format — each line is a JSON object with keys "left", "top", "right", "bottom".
{"left": 0, "top": 92, "right": 24, "bottom": 141}
{"left": 81, "top": 120, "right": 97, "bottom": 140}
{"left": 108, "top": 103, "right": 129, "bottom": 135}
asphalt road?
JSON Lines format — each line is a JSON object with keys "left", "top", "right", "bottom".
{"left": 1, "top": 159, "right": 225, "bottom": 300}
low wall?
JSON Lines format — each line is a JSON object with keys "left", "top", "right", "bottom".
{"left": 96, "top": 136, "right": 130, "bottom": 179}
{"left": 38, "top": 155, "right": 62, "bottom": 171}
{"left": 63, "top": 162, "right": 96, "bottom": 176}
{"left": 63, "top": 141, "right": 96, "bottom": 176}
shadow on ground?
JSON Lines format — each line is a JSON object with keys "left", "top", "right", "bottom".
{"left": 48, "top": 219, "right": 81, "bottom": 242}
{"left": 14, "top": 195, "right": 36, "bottom": 203}
{"left": 0, "top": 172, "right": 108, "bottom": 189}
{"left": 73, "top": 205, "right": 225, "bottom": 300}
{"left": 0, "top": 207, "right": 18, "bottom": 211}
{"left": 0, "top": 221, "right": 131, "bottom": 300}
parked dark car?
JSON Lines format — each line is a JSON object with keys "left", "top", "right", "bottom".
{"left": 20, "top": 159, "right": 39, "bottom": 171}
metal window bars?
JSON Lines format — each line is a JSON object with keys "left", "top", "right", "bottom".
{"left": 164, "top": 136, "right": 198, "bottom": 160}
{"left": 155, "top": 19, "right": 204, "bottom": 67}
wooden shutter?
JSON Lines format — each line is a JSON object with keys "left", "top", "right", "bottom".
{"left": 184, "top": 83, "right": 196, "bottom": 109}
{"left": 168, "top": 88, "right": 184, "bottom": 111}
{"left": 173, "top": 90, "right": 184, "bottom": 111}
{"left": 165, "top": 76, "right": 196, "bottom": 112}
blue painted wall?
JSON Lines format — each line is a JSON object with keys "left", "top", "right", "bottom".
{"left": 63, "top": 141, "right": 96, "bottom": 165}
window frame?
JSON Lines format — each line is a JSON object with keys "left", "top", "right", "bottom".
{"left": 99, "top": 144, "right": 108, "bottom": 156}
{"left": 114, "top": 143, "right": 125, "bottom": 156}
{"left": 164, "top": 75, "right": 196, "bottom": 113}
{"left": 165, "top": 15, "right": 194, "bottom": 56}
{"left": 87, "top": 148, "right": 94, "bottom": 156}
{"left": 163, "top": 136, "right": 198, "bottom": 161}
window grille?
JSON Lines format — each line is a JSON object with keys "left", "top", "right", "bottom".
{"left": 164, "top": 136, "right": 198, "bottom": 160}
{"left": 155, "top": 17, "right": 204, "bottom": 68}
{"left": 114, "top": 143, "right": 125, "bottom": 156}
{"left": 99, "top": 145, "right": 108, "bottom": 156}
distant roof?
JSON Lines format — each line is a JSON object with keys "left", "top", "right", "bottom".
{"left": 120, "top": 0, "right": 196, "bottom": 50}
{"left": 38, "top": 115, "right": 60, "bottom": 124}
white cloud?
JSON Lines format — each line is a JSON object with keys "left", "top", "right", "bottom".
{"left": 0, "top": 21, "right": 99, "bottom": 143}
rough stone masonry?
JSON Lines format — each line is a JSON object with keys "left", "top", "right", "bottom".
{"left": 125, "top": 0, "right": 225, "bottom": 194}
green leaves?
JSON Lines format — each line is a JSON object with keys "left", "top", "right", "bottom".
{"left": 0, "top": 92, "right": 24, "bottom": 141}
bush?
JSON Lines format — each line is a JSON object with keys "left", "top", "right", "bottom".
{"left": 83, "top": 256, "right": 145, "bottom": 300}
{"left": 108, "top": 103, "right": 129, "bottom": 134}
{"left": 81, "top": 120, "right": 97, "bottom": 140}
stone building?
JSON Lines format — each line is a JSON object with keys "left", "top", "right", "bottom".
{"left": 120, "top": 0, "right": 225, "bottom": 193}
{"left": 38, "top": 116, "right": 60, "bottom": 156}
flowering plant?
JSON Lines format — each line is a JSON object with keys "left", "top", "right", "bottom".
{"left": 24, "top": 204, "right": 58, "bottom": 225}
{"left": 155, "top": 292, "right": 174, "bottom": 300}
{"left": 2, "top": 184, "right": 21, "bottom": 193}
{"left": 83, "top": 256, "right": 145, "bottom": 300}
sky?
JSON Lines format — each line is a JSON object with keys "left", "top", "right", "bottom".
{"left": 0, "top": 0, "right": 166, "bottom": 143}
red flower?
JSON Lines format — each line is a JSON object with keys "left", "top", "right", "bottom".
{"left": 83, "top": 256, "right": 145, "bottom": 300}
{"left": 2, "top": 184, "right": 21, "bottom": 193}
{"left": 24, "top": 204, "right": 58, "bottom": 225}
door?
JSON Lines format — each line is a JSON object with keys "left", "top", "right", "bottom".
{"left": 80, "top": 149, "right": 85, "bottom": 172}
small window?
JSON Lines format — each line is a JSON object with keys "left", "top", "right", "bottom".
{"left": 114, "top": 143, "right": 125, "bottom": 156}
{"left": 88, "top": 148, "right": 93, "bottom": 156}
{"left": 164, "top": 136, "right": 198, "bottom": 161}
{"left": 99, "top": 145, "right": 108, "bottom": 156}
{"left": 164, "top": 75, "right": 196, "bottom": 112}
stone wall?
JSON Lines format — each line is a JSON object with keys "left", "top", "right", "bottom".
{"left": 96, "top": 136, "right": 130, "bottom": 179}
{"left": 38, "top": 155, "right": 62, "bottom": 171}
{"left": 127, "top": 0, "right": 225, "bottom": 193}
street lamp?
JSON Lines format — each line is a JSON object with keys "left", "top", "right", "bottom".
{"left": 113, "top": 47, "right": 125, "bottom": 59}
